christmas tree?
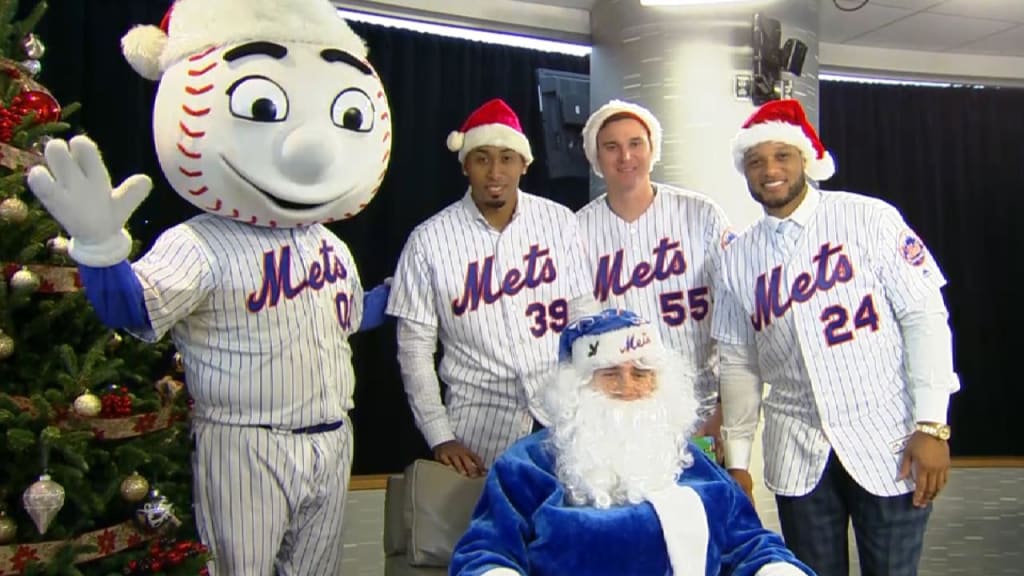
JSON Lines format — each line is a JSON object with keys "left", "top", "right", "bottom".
{"left": 0, "top": 2, "right": 207, "bottom": 574}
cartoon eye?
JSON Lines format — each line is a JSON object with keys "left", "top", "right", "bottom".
{"left": 226, "top": 76, "right": 289, "bottom": 122}
{"left": 331, "top": 88, "right": 374, "bottom": 132}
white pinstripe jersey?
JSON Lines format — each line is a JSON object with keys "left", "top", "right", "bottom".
{"left": 131, "top": 214, "right": 364, "bottom": 429}
{"left": 712, "top": 187, "right": 947, "bottom": 497}
{"left": 386, "top": 191, "right": 592, "bottom": 464}
{"left": 576, "top": 184, "right": 732, "bottom": 410}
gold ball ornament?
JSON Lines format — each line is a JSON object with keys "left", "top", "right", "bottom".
{"left": 108, "top": 332, "right": 123, "bottom": 350}
{"left": 0, "top": 514, "right": 15, "bottom": 544}
{"left": 0, "top": 197, "right": 29, "bottom": 223}
{"left": 0, "top": 330, "right": 13, "bottom": 361}
{"left": 47, "top": 235, "right": 70, "bottom": 256}
{"left": 22, "top": 474, "right": 65, "bottom": 535}
{"left": 73, "top": 392, "right": 102, "bottom": 417}
{"left": 120, "top": 472, "right": 150, "bottom": 503}
{"left": 10, "top": 267, "right": 40, "bottom": 293}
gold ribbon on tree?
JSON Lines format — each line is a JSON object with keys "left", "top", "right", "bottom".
{"left": 0, "top": 519, "right": 157, "bottom": 575}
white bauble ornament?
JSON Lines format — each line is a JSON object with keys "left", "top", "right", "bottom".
{"left": 10, "top": 267, "right": 40, "bottom": 293}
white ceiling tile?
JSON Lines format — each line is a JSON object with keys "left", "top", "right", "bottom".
{"left": 955, "top": 24, "right": 1024, "bottom": 56}
{"left": 820, "top": 2, "right": 915, "bottom": 43}
{"left": 849, "top": 11, "right": 1016, "bottom": 51}
{"left": 927, "top": 0, "right": 1024, "bottom": 23}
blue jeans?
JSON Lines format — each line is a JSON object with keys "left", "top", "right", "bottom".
{"left": 775, "top": 451, "right": 931, "bottom": 576}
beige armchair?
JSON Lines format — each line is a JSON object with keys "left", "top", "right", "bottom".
{"left": 383, "top": 459, "right": 486, "bottom": 576}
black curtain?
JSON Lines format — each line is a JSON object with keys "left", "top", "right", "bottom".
{"left": 31, "top": 3, "right": 589, "bottom": 474}
{"left": 820, "top": 80, "right": 1024, "bottom": 457}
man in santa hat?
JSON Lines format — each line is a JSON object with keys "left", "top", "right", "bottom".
{"left": 387, "top": 98, "right": 596, "bottom": 477}
{"left": 713, "top": 98, "right": 959, "bottom": 575}
{"left": 450, "top": 308, "right": 812, "bottom": 576}
{"left": 575, "top": 99, "right": 741, "bottom": 463}
{"left": 26, "top": 0, "right": 392, "bottom": 573}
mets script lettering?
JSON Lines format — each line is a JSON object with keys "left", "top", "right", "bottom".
{"left": 751, "top": 242, "right": 854, "bottom": 331}
{"left": 620, "top": 332, "right": 652, "bottom": 354}
{"left": 247, "top": 240, "right": 353, "bottom": 328}
{"left": 451, "top": 244, "right": 556, "bottom": 315}
{"left": 594, "top": 237, "right": 687, "bottom": 301}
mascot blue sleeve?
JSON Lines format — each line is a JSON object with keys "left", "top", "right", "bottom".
{"left": 78, "top": 262, "right": 151, "bottom": 331}
{"left": 450, "top": 433, "right": 558, "bottom": 575}
{"left": 357, "top": 282, "right": 390, "bottom": 332}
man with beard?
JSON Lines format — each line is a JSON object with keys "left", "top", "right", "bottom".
{"left": 387, "top": 98, "right": 595, "bottom": 477}
{"left": 712, "top": 99, "right": 959, "bottom": 576}
{"left": 450, "top": 309, "right": 812, "bottom": 576}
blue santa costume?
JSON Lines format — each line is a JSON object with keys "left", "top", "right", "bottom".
{"left": 450, "top": 310, "right": 813, "bottom": 576}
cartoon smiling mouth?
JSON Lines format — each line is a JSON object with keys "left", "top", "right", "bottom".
{"left": 220, "top": 155, "right": 329, "bottom": 211}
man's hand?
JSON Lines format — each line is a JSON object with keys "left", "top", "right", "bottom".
{"left": 898, "top": 431, "right": 950, "bottom": 508}
{"left": 696, "top": 403, "right": 725, "bottom": 464}
{"left": 728, "top": 468, "right": 755, "bottom": 504}
{"left": 434, "top": 440, "right": 486, "bottom": 478}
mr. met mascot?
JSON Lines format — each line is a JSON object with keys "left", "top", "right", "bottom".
{"left": 26, "top": 0, "right": 391, "bottom": 574}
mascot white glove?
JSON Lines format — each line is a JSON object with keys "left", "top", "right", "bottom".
{"left": 27, "top": 135, "right": 152, "bottom": 267}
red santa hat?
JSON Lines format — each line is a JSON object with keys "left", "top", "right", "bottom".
{"left": 121, "top": 0, "right": 368, "bottom": 81}
{"left": 581, "top": 99, "right": 662, "bottom": 178}
{"left": 731, "top": 99, "right": 835, "bottom": 181}
{"left": 446, "top": 98, "right": 533, "bottom": 166}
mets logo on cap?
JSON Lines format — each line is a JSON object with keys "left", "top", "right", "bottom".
{"left": 899, "top": 230, "right": 927, "bottom": 267}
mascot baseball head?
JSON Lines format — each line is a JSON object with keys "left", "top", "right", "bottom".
{"left": 122, "top": 0, "right": 391, "bottom": 228}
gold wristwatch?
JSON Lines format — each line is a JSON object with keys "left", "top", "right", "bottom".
{"left": 915, "top": 422, "right": 951, "bottom": 441}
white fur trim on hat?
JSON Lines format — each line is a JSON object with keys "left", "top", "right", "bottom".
{"left": 731, "top": 121, "right": 836, "bottom": 181}
{"left": 121, "top": 0, "right": 368, "bottom": 81}
{"left": 571, "top": 324, "right": 663, "bottom": 374}
{"left": 581, "top": 99, "right": 662, "bottom": 178}
{"left": 453, "top": 124, "right": 534, "bottom": 166}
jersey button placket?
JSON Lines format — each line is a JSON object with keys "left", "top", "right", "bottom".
{"left": 292, "top": 227, "right": 330, "bottom": 422}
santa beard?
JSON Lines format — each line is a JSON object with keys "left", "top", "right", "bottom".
{"left": 544, "top": 355, "right": 701, "bottom": 509}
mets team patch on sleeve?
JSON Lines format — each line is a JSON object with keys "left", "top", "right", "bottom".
{"left": 721, "top": 227, "right": 738, "bottom": 249}
{"left": 898, "top": 229, "right": 927, "bottom": 266}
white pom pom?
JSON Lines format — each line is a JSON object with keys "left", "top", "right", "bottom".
{"left": 446, "top": 131, "right": 464, "bottom": 152}
{"left": 121, "top": 24, "right": 168, "bottom": 81}
{"left": 807, "top": 151, "right": 836, "bottom": 181}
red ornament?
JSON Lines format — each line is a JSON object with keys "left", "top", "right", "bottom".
{"left": 100, "top": 386, "right": 133, "bottom": 417}
{"left": 17, "top": 90, "right": 60, "bottom": 124}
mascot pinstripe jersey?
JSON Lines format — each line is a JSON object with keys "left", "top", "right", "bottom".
{"left": 25, "top": 0, "right": 392, "bottom": 573}
{"left": 387, "top": 192, "right": 592, "bottom": 465}
{"left": 712, "top": 190, "right": 947, "bottom": 498}
{"left": 576, "top": 184, "right": 732, "bottom": 409}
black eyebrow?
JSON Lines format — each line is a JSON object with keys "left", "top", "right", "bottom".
{"left": 223, "top": 42, "right": 288, "bottom": 62}
{"left": 320, "top": 49, "right": 372, "bottom": 75}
